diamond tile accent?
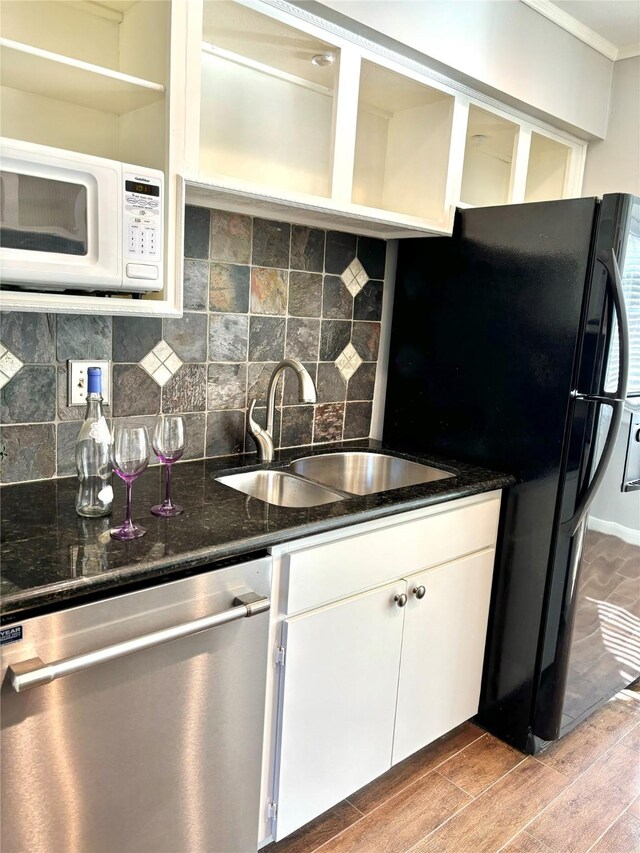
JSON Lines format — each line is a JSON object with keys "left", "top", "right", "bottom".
{"left": 164, "top": 351, "right": 182, "bottom": 374}
{"left": 340, "top": 258, "right": 369, "bottom": 297}
{"left": 0, "top": 344, "right": 24, "bottom": 390}
{"left": 154, "top": 364, "right": 173, "bottom": 387}
{"left": 153, "top": 339, "right": 173, "bottom": 362}
{"left": 139, "top": 340, "right": 183, "bottom": 387}
{"left": 335, "top": 342, "right": 363, "bottom": 381}
{"left": 140, "top": 351, "right": 161, "bottom": 374}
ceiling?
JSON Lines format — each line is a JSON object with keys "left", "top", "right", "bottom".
{"left": 525, "top": 0, "right": 640, "bottom": 60}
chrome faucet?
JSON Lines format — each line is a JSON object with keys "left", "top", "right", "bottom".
{"left": 247, "top": 358, "right": 317, "bottom": 462}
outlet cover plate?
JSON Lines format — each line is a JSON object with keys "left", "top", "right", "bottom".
{"left": 68, "top": 360, "right": 111, "bottom": 407}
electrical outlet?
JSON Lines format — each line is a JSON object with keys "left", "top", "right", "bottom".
{"left": 68, "top": 360, "right": 111, "bottom": 407}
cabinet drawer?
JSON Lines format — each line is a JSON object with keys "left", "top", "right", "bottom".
{"left": 282, "top": 495, "right": 500, "bottom": 614}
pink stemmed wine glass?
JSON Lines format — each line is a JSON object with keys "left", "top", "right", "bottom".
{"left": 151, "top": 415, "right": 185, "bottom": 517}
{"left": 110, "top": 425, "right": 150, "bottom": 540}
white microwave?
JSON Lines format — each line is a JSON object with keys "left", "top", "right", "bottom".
{"left": 0, "top": 138, "right": 164, "bottom": 294}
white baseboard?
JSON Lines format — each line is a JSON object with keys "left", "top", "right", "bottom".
{"left": 589, "top": 517, "right": 640, "bottom": 547}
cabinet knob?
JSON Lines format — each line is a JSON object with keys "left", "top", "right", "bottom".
{"left": 413, "top": 585, "right": 426, "bottom": 600}
{"left": 394, "top": 593, "right": 408, "bottom": 608}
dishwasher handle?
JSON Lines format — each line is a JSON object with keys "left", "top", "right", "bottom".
{"left": 8, "top": 591, "right": 270, "bottom": 693}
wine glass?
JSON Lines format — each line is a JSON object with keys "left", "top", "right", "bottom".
{"left": 151, "top": 415, "right": 186, "bottom": 517}
{"left": 110, "top": 425, "right": 150, "bottom": 540}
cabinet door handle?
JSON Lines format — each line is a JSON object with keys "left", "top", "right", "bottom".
{"left": 394, "top": 593, "right": 408, "bottom": 608}
{"left": 413, "top": 586, "right": 426, "bottom": 600}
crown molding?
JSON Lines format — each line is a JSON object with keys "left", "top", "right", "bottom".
{"left": 520, "top": 0, "right": 620, "bottom": 61}
{"left": 255, "top": 0, "right": 587, "bottom": 142}
{"left": 617, "top": 43, "right": 640, "bottom": 61}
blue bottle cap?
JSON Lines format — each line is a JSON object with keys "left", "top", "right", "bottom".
{"left": 87, "top": 367, "right": 102, "bottom": 394}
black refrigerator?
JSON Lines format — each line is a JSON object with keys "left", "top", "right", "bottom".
{"left": 384, "top": 194, "right": 640, "bottom": 753}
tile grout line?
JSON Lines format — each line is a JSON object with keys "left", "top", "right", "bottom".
{"left": 205, "top": 210, "right": 213, "bottom": 436}
{"left": 498, "top": 709, "right": 640, "bottom": 851}
{"left": 308, "top": 728, "right": 487, "bottom": 853}
{"left": 584, "top": 796, "right": 640, "bottom": 853}
{"left": 404, "top": 753, "right": 535, "bottom": 853}
{"left": 431, "top": 768, "right": 478, "bottom": 800}
{"left": 280, "top": 222, "right": 292, "bottom": 449}
{"left": 311, "top": 232, "right": 328, "bottom": 446}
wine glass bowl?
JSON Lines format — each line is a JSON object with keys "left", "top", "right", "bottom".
{"left": 151, "top": 416, "right": 186, "bottom": 518}
{"left": 110, "top": 425, "right": 150, "bottom": 541}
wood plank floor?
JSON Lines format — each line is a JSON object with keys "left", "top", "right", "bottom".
{"left": 265, "top": 682, "right": 640, "bottom": 853}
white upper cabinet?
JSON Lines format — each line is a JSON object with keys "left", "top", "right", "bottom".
{"left": 0, "top": 0, "right": 589, "bottom": 312}
{"left": 0, "top": 0, "right": 188, "bottom": 317}
{"left": 458, "top": 103, "right": 585, "bottom": 210}
{"left": 185, "top": 0, "right": 587, "bottom": 239}
{"left": 198, "top": 0, "right": 338, "bottom": 199}
{"left": 186, "top": 0, "right": 463, "bottom": 238}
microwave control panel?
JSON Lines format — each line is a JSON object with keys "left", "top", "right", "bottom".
{"left": 123, "top": 169, "right": 163, "bottom": 291}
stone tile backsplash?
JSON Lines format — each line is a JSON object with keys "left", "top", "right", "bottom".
{"left": 0, "top": 208, "right": 386, "bottom": 484}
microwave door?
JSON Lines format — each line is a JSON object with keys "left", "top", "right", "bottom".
{"left": 1, "top": 171, "right": 89, "bottom": 256}
{"left": 0, "top": 154, "right": 122, "bottom": 290}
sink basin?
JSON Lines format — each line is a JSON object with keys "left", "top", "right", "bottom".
{"left": 289, "top": 452, "right": 454, "bottom": 496}
{"left": 216, "top": 470, "right": 345, "bottom": 507}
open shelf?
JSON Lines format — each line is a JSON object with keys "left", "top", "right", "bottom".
{"left": 0, "top": 0, "right": 169, "bottom": 84}
{"left": 0, "top": 39, "right": 165, "bottom": 115}
{"left": 460, "top": 105, "right": 519, "bottom": 207}
{"left": 0, "top": 0, "right": 169, "bottom": 170}
{"left": 352, "top": 60, "right": 455, "bottom": 221}
{"left": 199, "top": 0, "right": 338, "bottom": 198}
{"left": 525, "top": 132, "right": 571, "bottom": 202}
{"left": 185, "top": 174, "right": 450, "bottom": 239}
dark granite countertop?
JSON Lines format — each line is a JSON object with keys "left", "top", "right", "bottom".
{"left": 0, "top": 440, "right": 514, "bottom": 623}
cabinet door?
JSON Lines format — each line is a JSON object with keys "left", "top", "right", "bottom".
{"left": 392, "top": 549, "right": 495, "bottom": 765}
{"left": 274, "top": 581, "right": 406, "bottom": 841}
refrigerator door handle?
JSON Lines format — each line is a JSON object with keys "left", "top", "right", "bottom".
{"left": 562, "top": 249, "right": 630, "bottom": 536}
{"left": 598, "top": 249, "right": 630, "bottom": 401}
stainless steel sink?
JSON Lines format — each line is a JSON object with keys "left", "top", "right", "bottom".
{"left": 289, "top": 452, "right": 454, "bottom": 496}
{"left": 216, "top": 470, "right": 345, "bottom": 507}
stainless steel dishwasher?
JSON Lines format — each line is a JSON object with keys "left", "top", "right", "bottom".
{"left": 1, "top": 555, "right": 271, "bottom": 853}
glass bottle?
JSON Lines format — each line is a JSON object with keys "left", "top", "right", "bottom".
{"left": 75, "top": 367, "right": 113, "bottom": 518}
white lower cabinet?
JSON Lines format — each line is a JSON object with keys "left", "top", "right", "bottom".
{"left": 275, "top": 582, "right": 405, "bottom": 840}
{"left": 266, "top": 492, "right": 502, "bottom": 843}
{"left": 392, "top": 548, "right": 495, "bottom": 764}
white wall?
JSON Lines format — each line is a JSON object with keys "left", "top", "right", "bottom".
{"left": 582, "top": 57, "right": 640, "bottom": 197}
{"left": 306, "top": 0, "right": 613, "bottom": 138}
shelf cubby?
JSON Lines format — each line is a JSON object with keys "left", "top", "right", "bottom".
{"left": 352, "top": 60, "right": 455, "bottom": 221}
{"left": 525, "top": 132, "right": 571, "bottom": 202}
{"left": 460, "top": 105, "right": 519, "bottom": 207}
{"left": 0, "top": 0, "right": 169, "bottom": 170}
{"left": 199, "top": 0, "right": 338, "bottom": 198}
